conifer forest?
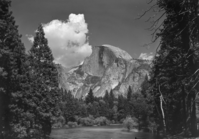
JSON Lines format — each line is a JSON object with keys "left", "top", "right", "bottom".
{"left": 0, "top": 0, "right": 199, "bottom": 139}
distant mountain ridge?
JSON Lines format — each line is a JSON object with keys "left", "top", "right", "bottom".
{"left": 57, "top": 45, "right": 151, "bottom": 98}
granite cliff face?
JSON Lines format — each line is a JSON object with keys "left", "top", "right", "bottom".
{"left": 57, "top": 45, "right": 151, "bottom": 98}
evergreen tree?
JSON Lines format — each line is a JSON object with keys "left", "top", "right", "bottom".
{"left": 85, "top": 88, "right": 94, "bottom": 104}
{"left": 107, "top": 89, "right": 115, "bottom": 120}
{"left": 28, "top": 24, "right": 60, "bottom": 137}
{"left": 126, "top": 86, "right": 132, "bottom": 115}
{"left": 131, "top": 92, "right": 151, "bottom": 130}
{"left": 61, "top": 91, "right": 77, "bottom": 123}
{"left": 98, "top": 99, "right": 108, "bottom": 117}
{"left": 147, "top": 0, "right": 199, "bottom": 136}
{"left": 140, "top": 76, "right": 150, "bottom": 97}
{"left": 109, "top": 89, "right": 115, "bottom": 109}
{"left": 127, "top": 86, "right": 132, "bottom": 102}
{"left": 103, "top": 90, "right": 109, "bottom": 105}
{"left": 87, "top": 101, "right": 100, "bottom": 117}
{"left": 76, "top": 100, "right": 88, "bottom": 117}
{"left": 0, "top": 0, "right": 26, "bottom": 138}
{"left": 117, "top": 95, "right": 126, "bottom": 121}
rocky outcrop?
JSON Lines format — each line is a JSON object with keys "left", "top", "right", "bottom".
{"left": 57, "top": 45, "right": 151, "bottom": 98}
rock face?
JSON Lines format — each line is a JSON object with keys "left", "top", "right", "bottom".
{"left": 57, "top": 45, "right": 151, "bottom": 98}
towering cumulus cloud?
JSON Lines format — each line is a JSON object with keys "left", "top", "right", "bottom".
{"left": 29, "top": 14, "right": 92, "bottom": 69}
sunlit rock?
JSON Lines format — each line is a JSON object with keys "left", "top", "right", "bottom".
{"left": 57, "top": 45, "right": 151, "bottom": 98}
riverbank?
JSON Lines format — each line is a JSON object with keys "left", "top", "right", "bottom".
{"left": 53, "top": 123, "right": 139, "bottom": 132}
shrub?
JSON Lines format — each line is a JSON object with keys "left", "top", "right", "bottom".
{"left": 58, "top": 116, "right": 66, "bottom": 125}
{"left": 111, "top": 120, "right": 115, "bottom": 124}
{"left": 67, "top": 121, "right": 78, "bottom": 128}
{"left": 120, "top": 118, "right": 124, "bottom": 124}
{"left": 75, "top": 116, "right": 110, "bottom": 127}
{"left": 88, "top": 115, "right": 94, "bottom": 120}
{"left": 52, "top": 116, "right": 66, "bottom": 128}
{"left": 52, "top": 122, "right": 62, "bottom": 129}
{"left": 78, "top": 117, "right": 94, "bottom": 126}
{"left": 123, "top": 116, "right": 138, "bottom": 132}
{"left": 94, "top": 116, "right": 110, "bottom": 126}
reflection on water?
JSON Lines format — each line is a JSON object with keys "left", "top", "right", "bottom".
{"left": 50, "top": 125, "right": 163, "bottom": 139}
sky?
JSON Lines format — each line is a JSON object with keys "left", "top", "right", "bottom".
{"left": 11, "top": 0, "right": 162, "bottom": 68}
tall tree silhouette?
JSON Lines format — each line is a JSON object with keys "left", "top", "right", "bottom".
{"left": 85, "top": 88, "right": 94, "bottom": 104}
{"left": 103, "top": 90, "right": 109, "bottom": 105}
{"left": 28, "top": 24, "right": 60, "bottom": 137}
{"left": 148, "top": 0, "right": 199, "bottom": 136}
{"left": 126, "top": 86, "right": 132, "bottom": 115}
{"left": 109, "top": 89, "right": 115, "bottom": 109}
{"left": 0, "top": 0, "right": 26, "bottom": 138}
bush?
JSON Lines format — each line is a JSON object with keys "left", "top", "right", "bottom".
{"left": 52, "top": 116, "right": 66, "bottom": 128}
{"left": 123, "top": 116, "right": 138, "bottom": 132}
{"left": 120, "top": 118, "right": 124, "bottom": 124}
{"left": 52, "top": 122, "right": 62, "bottom": 129}
{"left": 88, "top": 115, "right": 94, "bottom": 120}
{"left": 67, "top": 121, "right": 78, "bottom": 128}
{"left": 111, "top": 120, "right": 115, "bottom": 124}
{"left": 77, "top": 116, "right": 111, "bottom": 126}
{"left": 78, "top": 117, "right": 94, "bottom": 126}
{"left": 57, "top": 116, "right": 66, "bottom": 125}
{"left": 94, "top": 116, "right": 110, "bottom": 126}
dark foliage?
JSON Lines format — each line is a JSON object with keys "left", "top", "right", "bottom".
{"left": 0, "top": 0, "right": 27, "bottom": 138}
{"left": 27, "top": 24, "right": 61, "bottom": 138}
{"left": 85, "top": 88, "right": 94, "bottom": 104}
{"left": 147, "top": 0, "right": 199, "bottom": 136}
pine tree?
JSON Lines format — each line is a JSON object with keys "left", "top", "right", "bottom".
{"left": 126, "top": 86, "right": 132, "bottom": 115}
{"left": 109, "top": 89, "right": 115, "bottom": 109}
{"left": 0, "top": 0, "right": 26, "bottom": 138}
{"left": 28, "top": 24, "right": 60, "bottom": 137}
{"left": 127, "top": 86, "right": 132, "bottom": 102}
{"left": 62, "top": 91, "right": 77, "bottom": 123}
{"left": 103, "top": 90, "right": 109, "bottom": 104}
{"left": 85, "top": 88, "right": 94, "bottom": 104}
{"left": 117, "top": 95, "right": 126, "bottom": 121}
{"left": 148, "top": 0, "right": 199, "bottom": 136}
{"left": 140, "top": 76, "right": 150, "bottom": 97}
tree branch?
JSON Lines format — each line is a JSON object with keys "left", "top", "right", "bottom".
{"left": 135, "top": 4, "right": 158, "bottom": 20}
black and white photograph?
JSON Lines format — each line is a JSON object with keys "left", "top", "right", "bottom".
{"left": 0, "top": 0, "right": 199, "bottom": 138}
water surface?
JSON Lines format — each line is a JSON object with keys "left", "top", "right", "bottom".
{"left": 50, "top": 125, "right": 162, "bottom": 139}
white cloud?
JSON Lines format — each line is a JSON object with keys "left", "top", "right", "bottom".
{"left": 26, "top": 34, "right": 34, "bottom": 43}
{"left": 138, "top": 52, "right": 153, "bottom": 60}
{"left": 27, "top": 13, "right": 92, "bottom": 68}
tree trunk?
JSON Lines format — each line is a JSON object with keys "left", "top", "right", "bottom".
{"left": 0, "top": 92, "right": 4, "bottom": 138}
{"left": 197, "top": 0, "right": 199, "bottom": 43}
{"left": 160, "top": 95, "right": 166, "bottom": 135}
{"left": 191, "top": 93, "right": 197, "bottom": 136}
{"left": 181, "top": 0, "right": 198, "bottom": 136}
{"left": 182, "top": 87, "right": 187, "bottom": 135}
{"left": 189, "top": 0, "right": 199, "bottom": 136}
